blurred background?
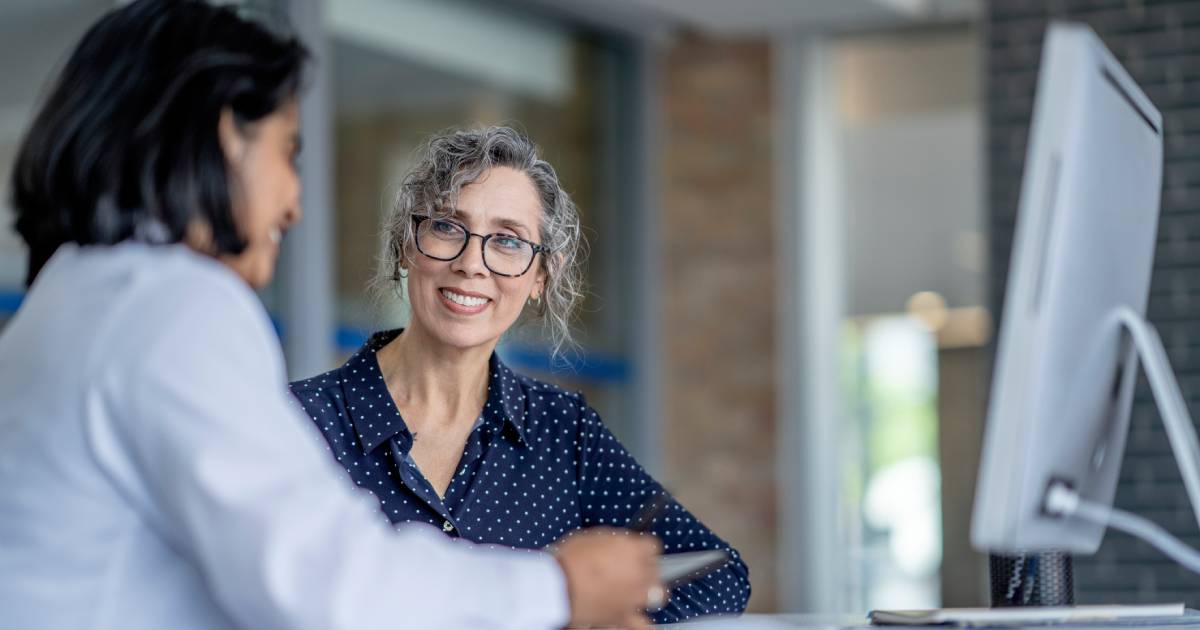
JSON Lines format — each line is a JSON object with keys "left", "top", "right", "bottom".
{"left": 3, "top": 0, "right": 1200, "bottom": 615}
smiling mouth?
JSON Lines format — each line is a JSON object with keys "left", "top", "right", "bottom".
{"left": 440, "top": 288, "right": 491, "bottom": 308}
{"left": 268, "top": 226, "right": 283, "bottom": 246}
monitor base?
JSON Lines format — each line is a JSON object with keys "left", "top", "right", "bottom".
{"left": 868, "top": 603, "right": 1186, "bottom": 626}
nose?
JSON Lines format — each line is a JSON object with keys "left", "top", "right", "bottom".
{"left": 285, "top": 202, "right": 303, "bottom": 228}
{"left": 283, "top": 174, "right": 303, "bottom": 228}
{"left": 450, "top": 234, "right": 489, "bottom": 277}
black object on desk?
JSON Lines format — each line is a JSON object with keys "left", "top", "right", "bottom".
{"left": 990, "top": 551, "right": 1074, "bottom": 607}
{"left": 630, "top": 492, "right": 732, "bottom": 588}
{"left": 629, "top": 491, "right": 671, "bottom": 533}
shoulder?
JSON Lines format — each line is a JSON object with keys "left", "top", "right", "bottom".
{"left": 288, "top": 365, "right": 350, "bottom": 423}
{"left": 88, "top": 245, "right": 291, "bottom": 418}
{"left": 134, "top": 243, "right": 257, "bottom": 305}
{"left": 511, "top": 370, "right": 578, "bottom": 400}
{"left": 99, "top": 244, "right": 279, "bottom": 371}
{"left": 506, "top": 367, "right": 587, "bottom": 410}
{"left": 500, "top": 365, "right": 602, "bottom": 433}
{"left": 289, "top": 366, "right": 343, "bottom": 397}
{"left": 122, "top": 244, "right": 270, "bottom": 340}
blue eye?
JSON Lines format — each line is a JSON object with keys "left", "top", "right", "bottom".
{"left": 493, "top": 236, "right": 524, "bottom": 251}
{"left": 431, "top": 220, "right": 460, "bottom": 235}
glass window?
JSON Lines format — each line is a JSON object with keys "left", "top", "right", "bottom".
{"left": 325, "top": 1, "right": 642, "bottom": 444}
{"left": 0, "top": 1, "right": 114, "bottom": 328}
{"left": 830, "top": 26, "right": 986, "bottom": 610}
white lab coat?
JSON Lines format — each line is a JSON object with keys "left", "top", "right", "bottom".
{"left": 0, "top": 242, "right": 567, "bottom": 630}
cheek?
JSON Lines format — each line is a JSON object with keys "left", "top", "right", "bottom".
{"left": 247, "top": 157, "right": 294, "bottom": 212}
{"left": 262, "top": 160, "right": 292, "bottom": 206}
{"left": 282, "top": 164, "right": 300, "bottom": 202}
{"left": 498, "top": 279, "right": 534, "bottom": 308}
{"left": 406, "top": 267, "right": 441, "bottom": 304}
{"left": 230, "top": 166, "right": 269, "bottom": 229}
{"left": 409, "top": 257, "right": 443, "bottom": 282}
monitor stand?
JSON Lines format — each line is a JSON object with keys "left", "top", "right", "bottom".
{"left": 1114, "top": 306, "right": 1200, "bottom": 529}
{"left": 872, "top": 307, "right": 1200, "bottom": 626}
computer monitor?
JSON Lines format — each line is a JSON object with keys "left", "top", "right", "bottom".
{"left": 971, "top": 22, "right": 1164, "bottom": 554}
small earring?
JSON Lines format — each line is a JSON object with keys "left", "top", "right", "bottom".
{"left": 393, "top": 265, "right": 408, "bottom": 280}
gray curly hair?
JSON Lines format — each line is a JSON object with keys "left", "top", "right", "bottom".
{"left": 373, "top": 126, "right": 586, "bottom": 357}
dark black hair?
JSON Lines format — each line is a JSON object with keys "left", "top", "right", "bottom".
{"left": 11, "top": 0, "right": 309, "bottom": 287}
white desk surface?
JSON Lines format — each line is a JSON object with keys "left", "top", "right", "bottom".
{"left": 665, "top": 614, "right": 868, "bottom": 629}
{"left": 665, "top": 613, "right": 1200, "bottom": 630}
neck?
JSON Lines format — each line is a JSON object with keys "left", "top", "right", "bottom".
{"left": 376, "top": 323, "right": 494, "bottom": 430}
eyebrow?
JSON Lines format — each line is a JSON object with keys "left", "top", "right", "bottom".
{"left": 449, "top": 208, "right": 533, "bottom": 238}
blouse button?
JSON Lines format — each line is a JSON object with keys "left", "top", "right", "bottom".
{"left": 442, "top": 520, "right": 455, "bottom": 533}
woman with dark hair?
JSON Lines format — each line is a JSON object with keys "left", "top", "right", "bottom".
{"left": 0, "top": 2, "right": 661, "bottom": 630}
{"left": 291, "top": 126, "right": 751, "bottom": 624}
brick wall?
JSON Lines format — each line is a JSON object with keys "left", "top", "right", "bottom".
{"left": 660, "top": 35, "right": 778, "bottom": 612}
{"left": 987, "top": 0, "right": 1200, "bottom": 605}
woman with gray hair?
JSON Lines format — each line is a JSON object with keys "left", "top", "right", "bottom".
{"left": 291, "top": 126, "right": 751, "bottom": 624}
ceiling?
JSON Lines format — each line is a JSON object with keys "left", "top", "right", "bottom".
{"left": 507, "top": 0, "right": 980, "bottom": 36}
{"left": 0, "top": 0, "right": 984, "bottom": 134}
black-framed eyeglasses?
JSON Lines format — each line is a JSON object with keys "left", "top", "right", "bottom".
{"left": 412, "top": 215, "right": 547, "bottom": 278}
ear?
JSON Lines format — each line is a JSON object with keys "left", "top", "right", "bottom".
{"left": 217, "top": 107, "right": 245, "bottom": 164}
{"left": 532, "top": 269, "right": 547, "bottom": 300}
{"left": 532, "top": 251, "right": 558, "bottom": 299}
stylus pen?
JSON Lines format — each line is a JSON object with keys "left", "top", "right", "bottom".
{"left": 628, "top": 491, "right": 671, "bottom": 533}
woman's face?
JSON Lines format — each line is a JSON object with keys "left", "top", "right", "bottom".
{"left": 218, "top": 100, "right": 303, "bottom": 289}
{"left": 405, "top": 166, "right": 547, "bottom": 353}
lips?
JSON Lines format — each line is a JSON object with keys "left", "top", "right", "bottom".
{"left": 439, "top": 288, "right": 492, "bottom": 314}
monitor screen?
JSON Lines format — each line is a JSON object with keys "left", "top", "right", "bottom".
{"left": 971, "top": 22, "right": 1163, "bottom": 554}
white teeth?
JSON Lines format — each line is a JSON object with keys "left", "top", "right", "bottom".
{"left": 268, "top": 227, "right": 282, "bottom": 245}
{"left": 441, "top": 289, "right": 489, "bottom": 307}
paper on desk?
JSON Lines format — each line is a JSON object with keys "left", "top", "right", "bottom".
{"left": 666, "top": 614, "right": 848, "bottom": 629}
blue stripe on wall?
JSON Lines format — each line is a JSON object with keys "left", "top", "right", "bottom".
{"left": 3, "top": 289, "right": 627, "bottom": 383}
{"left": 0, "top": 291, "right": 22, "bottom": 314}
{"left": 498, "top": 344, "right": 630, "bottom": 384}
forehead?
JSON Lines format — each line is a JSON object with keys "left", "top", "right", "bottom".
{"left": 454, "top": 166, "right": 542, "bottom": 229}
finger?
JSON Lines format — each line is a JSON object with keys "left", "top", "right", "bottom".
{"left": 645, "top": 583, "right": 667, "bottom": 610}
{"left": 621, "top": 612, "right": 652, "bottom": 630}
{"left": 642, "top": 550, "right": 659, "bottom": 572}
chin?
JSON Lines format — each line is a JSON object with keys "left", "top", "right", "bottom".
{"left": 434, "top": 327, "right": 496, "bottom": 351}
{"left": 225, "top": 246, "right": 278, "bottom": 289}
{"left": 244, "top": 257, "right": 276, "bottom": 289}
{"left": 249, "top": 271, "right": 274, "bottom": 289}
{"left": 425, "top": 317, "right": 502, "bottom": 352}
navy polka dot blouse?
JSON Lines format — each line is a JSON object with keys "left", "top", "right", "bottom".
{"left": 289, "top": 330, "right": 751, "bottom": 623}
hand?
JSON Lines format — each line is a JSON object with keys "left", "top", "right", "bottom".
{"left": 551, "top": 527, "right": 663, "bottom": 628}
